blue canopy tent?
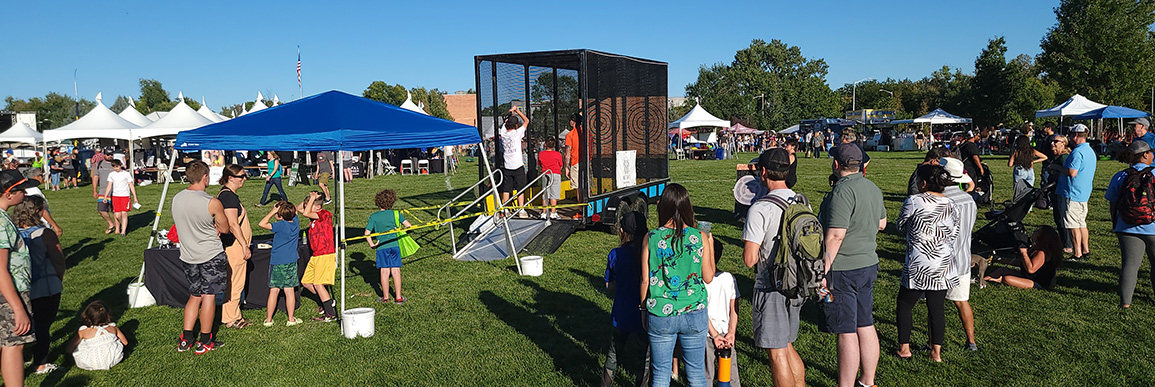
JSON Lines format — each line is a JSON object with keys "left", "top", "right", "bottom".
{"left": 141, "top": 91, "right": 494, "bottom": 329}
{"left": 1071, "top": 105, "right": 1151, "bottom": 136}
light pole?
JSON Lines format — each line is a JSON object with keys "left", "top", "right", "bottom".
{"left": 852, "top": 77, "right": 874, "bottom": 111}
{"left": 879, "top": 88, "right": 894, "bottom": 109}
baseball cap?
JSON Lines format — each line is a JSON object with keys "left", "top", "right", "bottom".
{"left": 966, "top": 130, "right": 976, "bottom": 138}
{"left": 618, "top": 210, "right": 647, "bottom": 241}
{"left": 1071, "top": 124, "right": 1089, "bottom": 133}
{"left": 1127, "top": 141, "right": 1151, "bottom": 155}
{"left": 756, "top": 148, "right": 791, "bottom": 172}
{"left": 0, "top": 170, "right": 39, "bottom": 194}
{"left": 833, "top": 143, "right": 863, "bottom": 166}
{"left": 938, "top": 157, "right": 972, "bottom": 184}
{"left": 1130, "top": 117, "right": 1150, "bottom": 128}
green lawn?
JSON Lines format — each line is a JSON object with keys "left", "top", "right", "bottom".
{"left": 23, "top": 152, "right": 1155, "bottom": 386}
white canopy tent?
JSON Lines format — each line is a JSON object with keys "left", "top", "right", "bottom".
{"left": 780, "top": 124, "right": 801, "bottom": 134}
{"left": 44, "top": 93, "right": 140, "bottom": 142}
{"left": 196, "top": 97, "right": 228, "bottom": 123}
{"left": 118, "top": 98, "right": 154, "bottom": 127}
{"left": 133, "top": 93, "right": 215, "bottom": 139}
{"left": 241, "top": 92, "right": 268, "bottom": 116}
{"left": 1035, "top": 94, "right": 1107, "bottom": 118}
{"left": 891, "top": 108, "right": 973, "bottom": 125}
{"left": 400, "top": 91, "right": 427, "bottom": 114}
{"left": 145, "top": 112, "right": 167, "bottom": 121}
{"left": 0, "top": 123, "right": 43, "bottom": 145}
{"left": 669, "top": 104, "right": 730, "bottom": 150}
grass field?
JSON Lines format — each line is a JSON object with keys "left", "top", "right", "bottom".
{"left": 20, "top": 151, "right": 1155, "bottom": 386}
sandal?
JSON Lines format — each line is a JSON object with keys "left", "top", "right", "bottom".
{"left": 34, "top": 363, "right": 58, "bottom": 375}
{"left": 105, "top": 227, "right": 114, "bottom": 234}
{"left": 226, "top": 319, "right": 251, "bottom": 329}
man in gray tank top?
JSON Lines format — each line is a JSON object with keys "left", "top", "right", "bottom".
{"left": 171, "top": 160, "right": 230, "bottom": 355}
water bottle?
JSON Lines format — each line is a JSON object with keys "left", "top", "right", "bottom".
{"left": 717, "top": 347, "right": 732, "bottom": 387}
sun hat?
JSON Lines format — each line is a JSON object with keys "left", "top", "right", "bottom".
{"left": 938, "top": 157, "right": 972, "bottom": 184}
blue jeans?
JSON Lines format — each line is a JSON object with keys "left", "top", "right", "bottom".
{"left": 647, "top": 308, "right": 708, "bottom": 387}
{"left": 50, "top": 172, "right": 60, "bottom": 187}
{"left": 259, "top": 177, "right": 287, "bottom": 205}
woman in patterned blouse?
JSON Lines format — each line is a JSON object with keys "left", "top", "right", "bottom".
{"left": 641, "top": 183, "right": 715, "bottom": 386}
{"left": 895, "top": 164, "right": 960, "bottom": 362}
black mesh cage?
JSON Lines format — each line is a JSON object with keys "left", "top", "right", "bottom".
{"left": 475, "top": 50, "right": 668, "bottom": 201}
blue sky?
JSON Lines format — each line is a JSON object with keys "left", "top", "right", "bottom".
{"left": 0, "top": 0, "right": 1059, "bottom": 110}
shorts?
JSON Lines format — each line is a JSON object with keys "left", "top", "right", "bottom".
{"left": 182, "top": 252, "right": 229, "bottom": 297}
{"left": 96, "top": 197, "right": 112, "bottom": 212}
{"left": 542, "top": 174, "right": 561, "bottom": 200}
{"left": 268, "top": 262, "right": 300, "bottom": 288}
{"left": 301, "top": 253, "right": 336, "bottom": 285}
{"left": 1064, "top": 200, "right": 1088, "bottom": 228}
{"left": 0, "top": 292, "right": 35, "bottom": 347}
{"left": 375, "top": 246, "right": 402, "bottom": 268}
{"left": 568, "top": 164, "right": 579, "bottom": 181}
{"left": 112, "top": 196, "right": 130, "bottom": 212}
{"left": 317, "top": 172, "right": 331, "bottom": 186}
{"left": 752, "top": 289, "right": 803, "bottom": 349}
{"left": 945, "top": 275, "right": 970, "bottom": 302}
{"left": 822, "top": 264, "right": 878, "bottom": 334}
{"left": 500, "top": 167, "right": 527, "bottom": 193}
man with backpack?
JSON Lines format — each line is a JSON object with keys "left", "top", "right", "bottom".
{"left": 1105, "top": 141, "right": 1155, "bottom": 309}
{"left": 742, "top": 148, "right": 818, "bottom": 387}
{"left": 819, "top": 144, "right": 884, "bottom": 387}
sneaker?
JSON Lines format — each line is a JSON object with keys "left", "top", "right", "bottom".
{"left": 194, "top": 340, "right": 223, "bottom": 355}
{"left": 286, "top": 318, "right": 302, "bottom": 327}
{"left": 35, "top": 363, "right": 58, "bottom": 375}
{"left": 395, "top": 296, "right": 406, "bottom": 304}
{"left": 177, "top": 335, "right": 193, "bottom": 352}
{"left": 263, "top": 320, "right": 274, "bottom": 327}
{"left": 540, "top": 212, "right": 549, "bottom": 220}
{"left": 965, "top": 343, "right": 979, "bottom": 351}
{"left": 324, "top": 199, "right": 333, "bottom": 204}
{"left": 313, "top": 314, "right": 338, "bottom": 322}
{"left": 549, "top": 212, "right": 560, "bottom": 220}
{"left": 317, "top": 306, "right": 325, "bottom": 315}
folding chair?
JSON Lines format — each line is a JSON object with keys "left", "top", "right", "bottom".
{"left": 400, "top": 159, "right": 414, "bottom": 175}
{"left": 382, "top": 159, "right": 396, "bottom": 175}
{"left": 418, "top": 159, "right": 430, "bottom": 174}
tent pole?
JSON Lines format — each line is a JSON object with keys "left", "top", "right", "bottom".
{"left": 338, "top": 151, "right": 347, "bottom": 320}
{"left": 138, "top": 148, "right": 180, "bottom": 283}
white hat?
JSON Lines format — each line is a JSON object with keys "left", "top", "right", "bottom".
{"left": 1071, "top": 124, "right": 1089, "bottom": 133}
{"left": 939, "top": 157, "right": 972, "bottom": 184}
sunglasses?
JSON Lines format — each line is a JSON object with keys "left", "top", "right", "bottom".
{"left": 230, "top": 174, "right": 246, "bottom": 178}
{"left": 1051, "top": 140, "right": 1066, "bottom": 143}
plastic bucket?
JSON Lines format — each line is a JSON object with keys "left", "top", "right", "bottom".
{"left": 127, "top": 282, "right": 156, "bottom": 308}
{"left": 341, "top": 307, "right": 376, "bottom": 339}
{"left": 520, "top": 255, "right": 543, "bottom": 276}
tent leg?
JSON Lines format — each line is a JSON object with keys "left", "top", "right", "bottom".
{"left": 338, "top": 153, "right": 347, "bottom": 321}
{"left": 138, "top": 148, "right": 180, "bottom": 283}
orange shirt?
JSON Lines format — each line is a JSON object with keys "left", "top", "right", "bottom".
{"left": 565, "top": 129, "right": 581, "bottom": 166}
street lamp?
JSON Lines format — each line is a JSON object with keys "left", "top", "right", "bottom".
{"left": 879, "top": 88, "right": 894, "bottom": 108}
{"left": 852, "top": 77, "right": 874, "bottom": 111}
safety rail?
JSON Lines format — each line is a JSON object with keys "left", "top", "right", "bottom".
{"left": 438, "top": 169, "right": 503, "bottom": 255}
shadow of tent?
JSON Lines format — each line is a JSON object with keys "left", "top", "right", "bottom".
{"left": 127, "top": 211, "right": 156, "bottom": 232}
{"left": 347, "top": 252, "right": 382, "bottom": 298}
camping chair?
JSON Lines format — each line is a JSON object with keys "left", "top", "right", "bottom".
{"left": 418, "top": 159, "right": 430, "bottom": 174}
{"left": 400, "top": 159, "right": 414, "bottom": 175}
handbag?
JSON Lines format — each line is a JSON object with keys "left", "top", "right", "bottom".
{"left": 394, "top": 211, "right": 419, "bottom": 257}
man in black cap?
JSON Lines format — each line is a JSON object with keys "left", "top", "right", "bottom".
{"left": 1131, "top": 117, "right": 1153, "bottom": 150}
{"left": 742, "top": 148, "right": 807, "bottom": 386}
{"left": 819, "top": 144, "right": 884, "bottom": 387}
{"left": 0, "top": 170, "right": 38, "bottom": 387}
{"left": 959, "top": 130, "right": 984, "bottom": 182}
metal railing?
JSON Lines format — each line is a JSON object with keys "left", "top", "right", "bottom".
{"left": 438, "top": 169, "right": 503, "bottom": 256}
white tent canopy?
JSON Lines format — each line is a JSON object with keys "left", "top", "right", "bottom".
{"left": 118, "top": 98, "right": 154, "bottom": 127}
{"left": 44, "top": 93, "right": 140, "bottom": 141}
{"left": 241, "top": 92, "right": 268, "bottom": 116}
{"left": 668, "top": 104, "right": 730, "bottom": 129}
{"left": 133, "top": 92, "right": 215, "bottom": 139}
{"left": 400, "top": 91, "right": 428, "bottom": 115}
{"left": 1035, "top": 94, "right": 1107, "bottom": 118}
{"left": 197, "top": 97, "right": 228, "bottom": 123}
{"left": 0, "top": 123, "right": 43, "bottom": 145}
{"left": 780, "top": 124, "right": 801, "bottom": 134}
{"left": 891, "top": 108, "right": 972, "bottom": 124}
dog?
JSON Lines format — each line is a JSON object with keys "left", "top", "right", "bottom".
{"left": 970, "top": 254, "right": 991, "bottom": 289}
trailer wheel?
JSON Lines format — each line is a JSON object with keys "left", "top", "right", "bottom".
{"left": 632, "top": 195, "right": 649, "bottom": 221}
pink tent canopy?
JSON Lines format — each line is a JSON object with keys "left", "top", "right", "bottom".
{"left": 669, "top": 128, "right": 693, "bottom": 136}
{"left": 728, "top": 123, "right": 764, "bottom": 135}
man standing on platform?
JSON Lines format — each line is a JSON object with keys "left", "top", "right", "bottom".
{"left": 314, "top": 151, "right": 334, "bottom": 204}
{"left": 171, "top": 160, "right": 231, "bottom": 355}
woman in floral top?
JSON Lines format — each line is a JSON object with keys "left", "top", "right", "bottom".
{"left": 641, "top": 183, "right": 715, "bottom": 386}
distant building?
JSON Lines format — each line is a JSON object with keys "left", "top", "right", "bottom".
{"left": 443, "top": 94, "right": 477, "bottom": 127}
{"left": 668, "top": 97, "right": 687, "bottom": 109}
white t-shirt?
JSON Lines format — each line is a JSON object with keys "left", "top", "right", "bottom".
{"left": 742, "top": 188, "right": 803, "bottom": 290}
{"left": 705, "top": 271, "right": 740, "bottom": 335}
{"left": 499, "top": 125, "right": 527, "bottom": 169}
{"left": 107, "top": 171, "right": 133, "bottom": 197}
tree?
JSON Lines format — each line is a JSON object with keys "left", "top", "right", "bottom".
{"left": 1037, "top": 0, "right": 1155, "bottom": 108}
{"left": 136, "top": 79, "right": 173, "bottom": 114}
{"left": 363, "top": 82, "right": 406, "bottom": 105}
{"left": 683, "top": 39, "right": 840, "bottom": 131}
{"left": 110, "top": 96, "right": 132, "bottom": 113}
{"left": 527, "top": 72, "right": 579, "bottom": 135}
{"left": 970, "top": 37, "right": 1012, "bottom": 127}
{"left": 3, "top": 93, "right": 95, "bottom": 129}
{"left": 409, "top": 87, "right": 452, "bottom": 120}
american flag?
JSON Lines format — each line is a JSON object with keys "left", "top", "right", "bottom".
{"left": 296, "top": 47, "right": 301, "bottom": 88}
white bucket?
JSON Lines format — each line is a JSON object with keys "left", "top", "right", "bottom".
{"left": 127, "top": 282, "right": 155, "bottom": 308}
{"left": 341, "top": 307, "right": 376, "bottom": 339}
{"left": 520, "top": 255, "right": 543, "bottom": 276}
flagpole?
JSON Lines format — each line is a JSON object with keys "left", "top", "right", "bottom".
{"left": 297, "top": 46, "right": 303, "bottom": 100}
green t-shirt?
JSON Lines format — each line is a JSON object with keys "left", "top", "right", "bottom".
{"left": 819, "top": 173, "right": 886, "bottom": 271}
{"left": 644, "top": 226, "right": 708, "bottom": 317}
{"left": 0, "top": 212, "right": 30, "bottom": 293}
{"left": 366, "top": 210, "right": 406, "bottom": 250}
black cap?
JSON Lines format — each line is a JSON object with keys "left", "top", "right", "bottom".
{"left": 0, "top": 170, "right": 39, "bottom": 194}
{"left": 619, "top": 210, "right": 647, "bottom": 240}
{"left": 757, "top": 148, "right": 791, "bottom": 172}
{"left": 833, "top": 143, "right": 863, "bottom": 166}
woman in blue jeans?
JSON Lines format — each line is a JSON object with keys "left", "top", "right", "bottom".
{"left": 641, "top": 184, "right": 715, "bottom": 386}
{"left": 257, "top": 151, "right": 287, "bottom": 206}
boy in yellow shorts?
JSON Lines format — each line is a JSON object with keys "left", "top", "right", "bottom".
{"left": 298, "top": 192, "right": 337, "bottom": 321}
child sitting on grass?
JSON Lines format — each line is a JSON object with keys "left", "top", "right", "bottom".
{"left": 704, "top": 239, "right": 740, "bottom": 385}
{"left": 365, "top": 189, "right": 412, "bottom": 304}
{"left": 259, "top": 200, "right": 302, "bottom": 326}
{"left": 298, "top": 191, "right": 338, "bottom": 321}
{"left": 600, "top": 210, "right": 651, "bottom": 386}
{"left": 68, "top": 301, "right": 128, "bottom": 370}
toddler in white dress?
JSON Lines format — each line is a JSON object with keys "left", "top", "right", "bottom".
{"left": 69, "top": 301, "right": 127, "bottom": 370}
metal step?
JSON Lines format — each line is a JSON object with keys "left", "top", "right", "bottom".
{"left": 454, "top": 217, "right": 552, "bottom": 262}
{"left": 524, "top": 219, "right": 581, "bottom": 255}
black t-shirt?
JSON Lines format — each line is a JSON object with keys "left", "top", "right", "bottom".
{"left": 786, "top": 159, "right": 798, "bottom": 189}
{"left": 1036, "top": 134, "right": 1056, "bottom": 160}
{"left": 217, "top": 189, "right": 241, "bottom": 247}
{"left": 960, "top": 141, "right": 980, "bottom": 169}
